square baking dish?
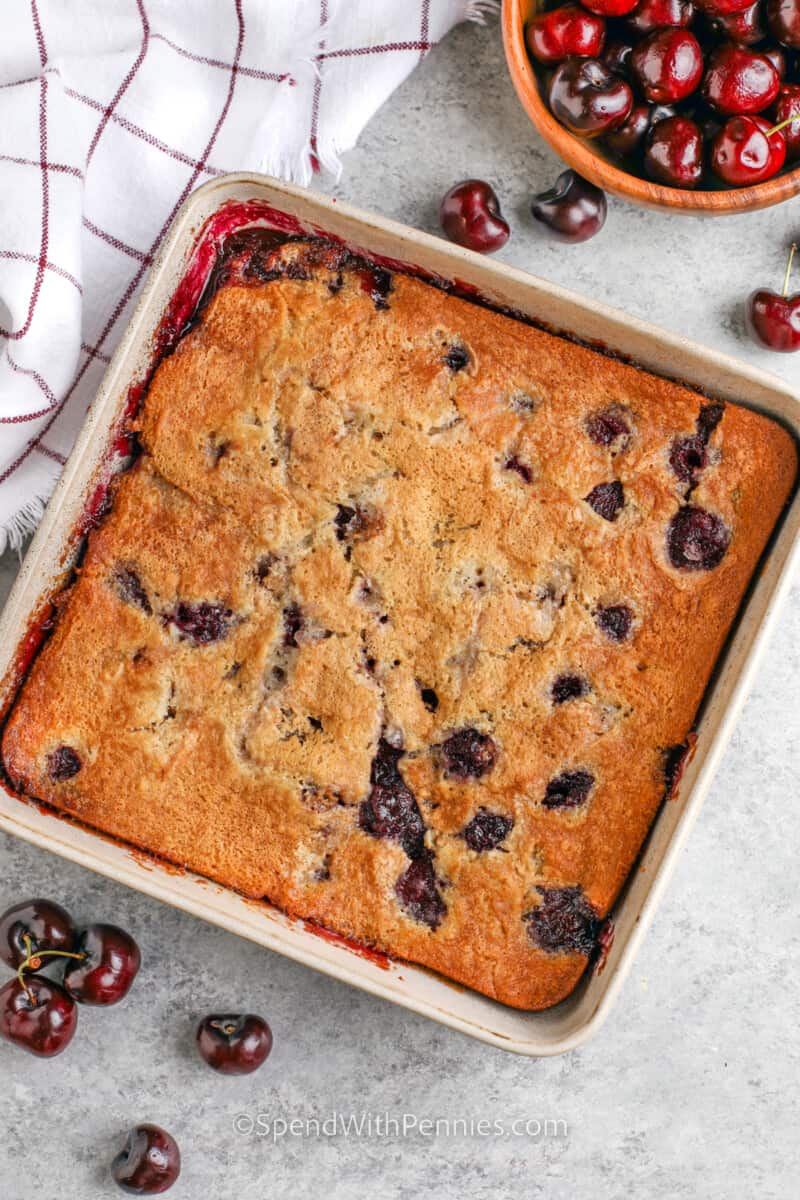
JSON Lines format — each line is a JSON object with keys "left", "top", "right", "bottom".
{"left": 1, "top": 175, "right": 798, "bottom": 1056}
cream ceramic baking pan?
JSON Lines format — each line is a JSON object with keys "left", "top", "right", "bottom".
{"left": 1, "top": 175, "right": 798, "bottom": 1056}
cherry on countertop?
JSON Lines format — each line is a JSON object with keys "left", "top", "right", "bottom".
{"left": 63, "top": 923, "right": 141, "bottom": 1006}
{"left": 112, "top": 1124, "right": 181, "bottom": 1195}
{"left": 746, "top": 241, "right": 800, "bottom": 351}
{"left": 531, "top": 169, "right": 608, "bottom": 241}
{"left": 0, "top": 898, "right": 76, "bottom": 969}
{"left": 439, "top": 180, "right": 510, "bottom": 254}
{"left": 0, "top": 974, "right": 78, "bottom": 1057}
{"left": 196, "top": 1013, "right": 273, "bottom": 1075}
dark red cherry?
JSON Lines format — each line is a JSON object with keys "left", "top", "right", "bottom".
{"left": 767, "top": 0, "right": 800, "bottom": 47}
{"left": 439, "top": 180, "right": 510, "bottom": 254}
{"left": 441, "top": 728, "right": 498, "bottom": 779}
{"left": 585, "top": 405, "right": 631, "bottom": 447}
{"left": 543, "top": 769, "right": 595, "bottom": 809}
{"left": 552, "top": 673, "right": 590, "bottom": 703}
{"left": 772, "top": 83, "right": 800, "bottom": 156}
{"left": 631, "top": 30, "right": 704, "bottom": 103}
{"left": 605, "top": 102, "right": 652, "bottom": 156}
{"left": 526, "top": 5, "right": 606, "bottom": 64}
{"left": 581, "top": 0, "right": 639, "bottom": 13}
{"left": 0, "top": 975, "right": 78, "bottom": 1057}
{"left": 0, "top": 898, "right": 76, "bottom": 968}
{"left": 524, "top": 886, "right": 600, "bottom": 955}
{"left": 359, "top": 739, "right": 425, "bottom": 857}
{"left": 694, "top": 0, "right": 757, "bottom": 12}
{"left": 167, "top": 601, "right": 233, "bottom": 644}
{"left": 548, "top": 58, "right": 634, "bottom": 136}
{"left": 711, "top": 114, "right": 786, "bottom": 183}
{"left": 645, "top": 115, "right": 704, "bottom": 186}
{"left": 63, "top": 924, "right": 141, "bottom": 1005}
{"left": 595, "top": 603, "right": 634, "bottom": 641}
{"left": 626, "top": 0, "right": 694, "bottom": 35}
{"left": 761, "top": 44, "right": 788, "bottom": 77}
{"left": 531, "top": 169, "right": 607, "bottom": 241}
{"left": 47, "top": 745, "right": 81, "bottom": 781}
{"left": 585, "top": 480, "right": 624, "bottom": 520}
{"left": 462, "top": 809, "right": 514, "bottom": 852}
{"left": 394, "top": 852, "right": 446, "bottom": 929}
{"left": 702, "top": 44, "right": 780, "bottom": 114}
{"left": 707, "top": 2, "right": 766, "bottom": 43}
{"left": 196, "top": 1013, "right": 273, "bottom": 1074}
{"left": 746, "top": 242, "right": 800, "bottom": 351}
{"left": 112, "top": 1124, "right": 181, "bottom": 1195}
{"left": 602, "top": 38, "right": 634, "bottom": 75}
{"left": 667, "top": 506, "right": 730, "bottom": 570}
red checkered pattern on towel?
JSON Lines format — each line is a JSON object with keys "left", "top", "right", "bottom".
{"left": 0, "top": 0, "right": 498, "bottom": 551}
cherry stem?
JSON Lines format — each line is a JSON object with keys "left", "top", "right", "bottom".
{"left": 782, "top": 242, "right": 797, "bottom": 299}
{"left": 766, "top": 115, "right": 798, "bottom": 139}
{"left": 16, "top": 933, "right": 86, "bottom": 1000}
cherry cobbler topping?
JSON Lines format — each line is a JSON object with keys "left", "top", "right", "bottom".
{"left": 524, "top": 886, "right": 600, "bottom": 956}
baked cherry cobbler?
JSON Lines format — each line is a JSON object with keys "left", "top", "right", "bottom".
{"left": 2, "top": 236, "right": 796, "bottom": 1009}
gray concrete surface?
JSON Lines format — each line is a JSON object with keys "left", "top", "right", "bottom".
{"left": 1, "top": 15, "right": 798, "bottom": 1199}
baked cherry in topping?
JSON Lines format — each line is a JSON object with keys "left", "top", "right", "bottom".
{"left": 697, "top": 401, "right": 725, "bottom": 439}
{"left": 114, "top": 565, "right": 151, "bottom": 614}
{"left": 283, "top": 602, "right": 304, "bottom": 647}
{"left": 112, "top": 1124, "right": 181, "bottom": 1195}
{"left": 360, "top": 739, "right": 426, "bottom": 858}
{"left": 645, "top": 115, "right": 704, "bottom": 186}
{"left": 0, "top": 975, "right": 78, "bottom": 1057}
{"left": 439, "top": 180, "right": 510, "bottom": 254}
{"left": 531, "top": 170, "right": 608, "bottom": 241}
{"left": 711, "top": 114, "right": 787, "bottom": 184}
{"left": 443, "top": 343, "right": 471, "bottom": 372}
{"left": 595, "top": 603, "right": 634, "bottom": 641}
{"left": 551, "top": 673, "right": 589, "bottom": 704}
{"left": 462, "top": 809, "right": 513, "bottom": 851}
{"left": 605, "top": 103, "right": 652, "bottom": 156}
{"left": 585, "top": 406, "right": 631, "bottom": 447}
{"left": 335, "top": 503, "right": 370, "bottom": 541}
{"left": 0, "top": 898, "right": 76, "bottom": 971}
{"left": 631, "top": 30, "right": 704, "bottom": 103}
{"left": 602, "top": 39, "right": 635, "bottom": 75}
{"left": 585, "top": 479, "right": 624, "bottom": 520}
{"left": 707, "top": 2, "right": 766, "bottom": 43}
{"left": 627, "top": 0, "right": 695, "bottom": 35}
{"left": 746, "top": 241, "right": 800, "bottom": 351}
{"left": 420, "top": 685, "right": 439, "bottom": 711}
{"left": 663, "top": 740, "right": 693, "bottom": 797}
{"left": 394, "top": 852, "right": 446, "bottom": 929}
{"left": 440, "top": 728, "right": 498, "bottom": 779}
{"left": 543, "top": 768, "right": 595, "bottom": 809}
{"left": 667, "top": 506, "right": 731, "bottom": 569}
{"left": 168, "top": 601, "right": 233, "bottom": 645}
{"left": 767, "top": 0, "right": 800, "bottom": 48}
{"left": 196, "top": 1013, "right": 273, "bottom": 1075}
{"left": 505, "top": 455, "right": 534, "bottom": 482}
{"left": 669, "top": 432, "right": 707, "bottom": 481}
{"left": 47, "top": 744, "right": 82, "bottom": 781}
{"left": 548, "top": 58, "right": 634, "bottom": 137}
{"left": 526, "top": 5, "right": 607, "bottom": 65}
{"left": 581, "top": 0, "right": 639, "bottom": 13}
{"left": 359, "top": 265, "right": 393, "bottom": 310}
{"left": 702, "top": 44, "right": 780, "bottom": 114}
{"left": 772, "top": 83, "right": 800, "bottom": 156}
{"left": 63, "top": 924, "right": 141, "bottom": 1006}
{"left": 524, "top": 886, "right": 600, "bottom": 955}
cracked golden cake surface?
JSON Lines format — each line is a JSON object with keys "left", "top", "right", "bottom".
{"left": 3, "top": 238, "right": 796, "bottom": 1009}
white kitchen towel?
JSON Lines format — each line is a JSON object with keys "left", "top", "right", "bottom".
{"left": 0, "top": 0, "right": 497, "bottom": 553}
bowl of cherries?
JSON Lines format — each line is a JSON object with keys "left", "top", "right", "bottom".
{"left": 502, "top": 0, "right": 800, "bottom": 211}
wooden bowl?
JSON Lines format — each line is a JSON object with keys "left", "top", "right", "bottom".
{"left": 502, "top": 0, "right": 800, "bottom": 215}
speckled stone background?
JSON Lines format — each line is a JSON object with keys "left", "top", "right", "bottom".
{"left": 1, "top": 16, "right": 799, "bottom": 1199}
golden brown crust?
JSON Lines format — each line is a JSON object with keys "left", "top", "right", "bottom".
{"left": 3, "top": 240, "right": 796, "bottom": 1010}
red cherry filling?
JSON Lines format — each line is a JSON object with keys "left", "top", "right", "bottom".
{"left": 697, "top": 402, "right": 725, "bottom": 439}
{"left": 505, "top": 455, "right": 534, "bottom": 482}
{"left": 702, "top": 44, "right": 780, "bottom": 114}
{"left": 631, "top": 29, "right": 704, "bottom": 103}
{"left": 595, "top": 603, "right": 634, "bottom": 641}
{"left": 462, "top": 809, "right": 513, "bottom": 851}
{"left": 113, "top": 565, "right": 151, "bottom": 614}
{"left": 440, "top": 728, "right": 498, "bottom": 778}
{"left": 667, "top": 506, "right": 731, "bottom": 569}
{"left": 443, "top": 344, "right": 471, "bottom": 372}
{"left": 167, "top": 601, "right": 233, "bottom": 645}
{"left": 585, "top": 480, "right": 625, "bottom": 520}
{"left": 335, "top": 503, "right": 371, "bottom": 541}
{"left": 669, "top": 433, "right": 707, "bottom": 481}
{"left": 394, "top": 852, "right": 447, "bottom": 929}
{"left": 524, "top": 886, "right": 600, "bottom": 955}
{"left": 526, "top": 4, "right": 607, "bottom": 64}
{"left": 585, "top": 406, "right": 631, "bottom": 447}
{"left": 47, "top": 745, "right": 82, "bottom": 781}
{"left": 359, "top": 739, "right": 426, "bottom": 858}
{"left": 543, "top": 769, "right": 595, "bottom": 809}
{"left": 439, "top": 180, "right": 510, "bottom": 254}
{"left": 551, "top": 673, "right": 590, "bottom": 704}
{"left": 359, "top": 265, "right": 393, "bottom": 310}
